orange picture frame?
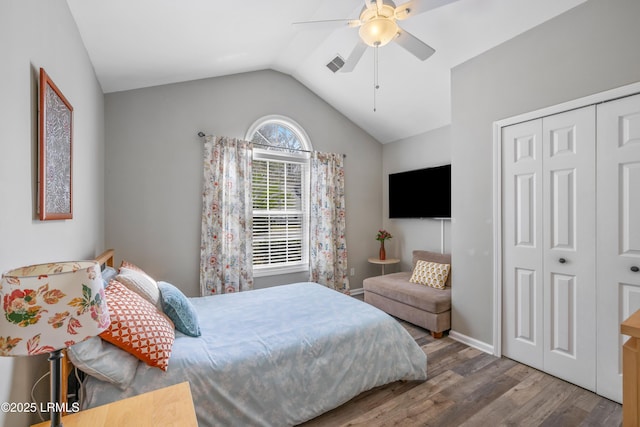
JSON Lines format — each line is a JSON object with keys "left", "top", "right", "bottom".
{"left": 39, "top": 68, "right": 73, "bottom": 220}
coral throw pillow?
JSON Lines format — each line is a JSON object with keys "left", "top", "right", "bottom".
{"left": 119, "top": 259, "right": 147, "bottom": 274}
{"left": 100, "top": 280, "right": 175, "bottom": 371}
{"left": 409, "top": 260, "right": 451, "bottom": 290}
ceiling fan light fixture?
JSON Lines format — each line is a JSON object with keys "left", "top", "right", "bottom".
{"left": 359, "top": 17, "right": 399, "bottom": 47}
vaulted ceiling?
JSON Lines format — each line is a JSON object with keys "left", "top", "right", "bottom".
{"left": 66, "top": 0, "right": 586, "bottom": 143}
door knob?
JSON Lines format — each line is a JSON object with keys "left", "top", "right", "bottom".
{"left": 559, "top": 258, "right": 567, "bottom": 264}
{"left": 632, "top": 266, "right": 640, "bottom": 273}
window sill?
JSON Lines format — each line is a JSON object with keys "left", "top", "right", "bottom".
{"left": 253, "top": 264, "right": 309, "bottom": 278}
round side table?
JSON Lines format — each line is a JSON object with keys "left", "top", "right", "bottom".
{"left": 367, "top": 257, "right": 400, "bottom": 275}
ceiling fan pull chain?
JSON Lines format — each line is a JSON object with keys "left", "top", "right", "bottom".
{"left": 373, "top": 43, "right": 380, "bottom": 112}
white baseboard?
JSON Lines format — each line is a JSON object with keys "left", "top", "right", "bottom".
{"left": 448, "top": 330, "right": 495, "bottom": 355}
{"left": 350, "top": 287, "right": 364, "bottom": 296}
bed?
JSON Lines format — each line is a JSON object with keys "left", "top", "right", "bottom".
{"left": 67, "top": 250, "right": 427, "bottom": 426}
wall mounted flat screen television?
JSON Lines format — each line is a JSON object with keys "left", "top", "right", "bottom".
{"left": 389, "top": 164, "right": 451, "bottom": 218}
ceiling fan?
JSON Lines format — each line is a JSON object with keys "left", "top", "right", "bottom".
{"left": 295, "top": 0, "right": 458, "bottom": 72}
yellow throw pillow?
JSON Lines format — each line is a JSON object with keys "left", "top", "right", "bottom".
{"left": 409, "top": 260, "right": 450, "bottom": 290}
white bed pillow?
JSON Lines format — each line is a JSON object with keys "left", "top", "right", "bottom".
{"left": 67, "top": 336, "right": 139, "bottom": 390}
{"left": 116, "top": 267, "right": 161, "bottom": 308}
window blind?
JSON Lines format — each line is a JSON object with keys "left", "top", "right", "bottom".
{"left": 252, "top": 159, "right": 305, "bottom": 267}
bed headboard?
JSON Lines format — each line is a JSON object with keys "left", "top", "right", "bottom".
{"left": 61, "top": 249, "right": 115, "bottom": 411}
{"left": 95, "top": 248, "right": 115, "bottom": 269}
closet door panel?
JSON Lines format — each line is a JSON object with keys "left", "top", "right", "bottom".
{"left": 542, "top": 106, "right": 596, "bottom": 391}
{"left": 550, "top": 272, "right": 576, "bottom": 356}
{"left": 515, "top": 174, "right": 536, "bottom": 247}
{"left": 502, "top": 120, "right": 544, "bottom": 369}
{"left": 597, "top": 93, "right": 640, "bottom": 403}
{"left": 515, "top": 267, "right": 536, "bottom": 343}
{"left": 549, "top": 168, "right": 576, "bottom": 250}
{"left": 621, "top": 163, "right": 640, "bottom": 254}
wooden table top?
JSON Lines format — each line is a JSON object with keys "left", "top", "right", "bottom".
{"left": 31, "top": 382, "right": 197, "bottom": 427}
{"left": 367, "top": 257, "right": 400, "bottom": 265}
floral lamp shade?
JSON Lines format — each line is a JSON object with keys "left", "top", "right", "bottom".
{"left": 0, "top": 261, "right": 110, "bottom": 356}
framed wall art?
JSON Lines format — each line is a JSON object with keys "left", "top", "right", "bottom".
{"left": 39, "top": 68, "right": 73, "bottom": 220}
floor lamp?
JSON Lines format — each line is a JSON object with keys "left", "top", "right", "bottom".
{"left": 0, "top": 260, "right": 110, "bottom": 427}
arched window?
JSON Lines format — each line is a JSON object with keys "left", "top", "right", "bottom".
{"left": 246, "top": 116, "right": 311, "bottom": 276}
{"left": 247, "top": 115, "right": 311, "bottom": 152}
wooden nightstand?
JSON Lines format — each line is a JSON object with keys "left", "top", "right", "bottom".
{"left": 31, "top": 382, "right": 197, "bottom": 427}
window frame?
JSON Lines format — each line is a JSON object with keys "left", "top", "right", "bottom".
{"left": 246, "top": 116, "right": 312, "bottom": 278}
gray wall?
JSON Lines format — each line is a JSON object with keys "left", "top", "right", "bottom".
{"left": 451, "top": 0, "right": 640, "bottom": 346}
{"left": 104, "top": 70, "right": 383, "bottom": 296}
{"left": 0, "top": 1, "right": 105, "bottom": 425}
{"left": 382, "top": 126, "right": 451, "bottom": 272}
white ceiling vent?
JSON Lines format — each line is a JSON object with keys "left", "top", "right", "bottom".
{"left": 326, "top": 55, "right": 345, "bottom": 73}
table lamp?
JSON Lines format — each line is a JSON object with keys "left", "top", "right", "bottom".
{"left": 0, "top": 260, "right": 110, "bottom": 427}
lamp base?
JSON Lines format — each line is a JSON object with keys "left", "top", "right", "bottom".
{"left": 48, "top": 349, "right": 63, "bottom": 427}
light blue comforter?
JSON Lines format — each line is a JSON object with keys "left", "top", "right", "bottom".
{"left": 82, "top": 282, "right": 427, "bottom": 426}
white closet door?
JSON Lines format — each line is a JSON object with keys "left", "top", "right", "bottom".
{"left": 596, "top": 93, "right": 640, "bottom": 403}
{"left": 502, "top": 120, "right": 544, "bottom": 369}
{"left": 503, "top": 107, "right": 596, "bottom": 390}
{"left": 542, "top": 106, "right": 596, "bottom": 391}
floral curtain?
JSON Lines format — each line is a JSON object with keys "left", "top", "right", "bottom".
{"left": 200, "top": 136, "right": 253, "bottom": 295}
{"left": 309, "top": 151, "right": 350, "bottom": 294}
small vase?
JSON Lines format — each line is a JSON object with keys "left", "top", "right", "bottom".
{"left": 379, "top": 241, "right": 386, "bottom": 261}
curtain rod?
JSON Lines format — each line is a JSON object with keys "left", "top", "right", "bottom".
{"left": 197, "top": 132, "right": 346, "bottom": 158}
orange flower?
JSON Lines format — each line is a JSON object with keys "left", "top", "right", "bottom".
{"left": 0, "top": 336, "right": 22, "bottom": 356}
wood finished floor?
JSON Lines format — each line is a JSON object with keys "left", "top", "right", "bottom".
{"left": 301, "top": 303, "right": 622, "bottom": 427}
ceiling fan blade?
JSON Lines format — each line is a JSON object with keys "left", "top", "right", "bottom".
{"left": 395, "top": 0, "right": 459, "bottom": 19}
{"left": 293, "top": 18, "right": 358, "bottom": 26}
{"left": 394, "top": 28, "right": 435, "bottom": 60}
{"left": 340, "top": 41, "right": 368, "bottom": 73}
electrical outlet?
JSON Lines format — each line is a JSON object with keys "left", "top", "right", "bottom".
{"left": 350, "top": 268, "right": 355, "bottom": 277}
